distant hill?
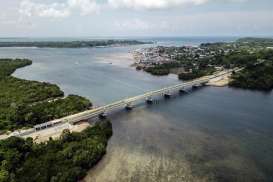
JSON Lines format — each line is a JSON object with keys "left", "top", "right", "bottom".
{"left": 236, "top": 37, "right": 273, "bottom": 47}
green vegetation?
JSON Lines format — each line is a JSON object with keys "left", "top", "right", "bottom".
{"left": 0, "top": 76, "right": 64, "bottom": 105}
{"left": 0, "top": 59, "right": 32, "bottom": 78}
{"left": 212, "top": 51, "right": 258, "bottom": 68}
{"left": 9, "top": 95, "right": 91, "bottom": 128}
{"left": 143, "top": 55, "right": 217, "bottom": 79}
{"left": 178, "top": 67, "right": 215, "bottom": 81}
{"left": 145, "top": 66, "right": 170, "bottom": 75}
{"left": 0, "top": 40, "right": 150, "bottom": 48}
{"left": 144, "top": 63, "right": 181, "bottom": 76}
{"left": 229, "top": 50, "right": 273, "bottom": 91}
{"left": 0, "top": 59, "right": 112, "bottom": 181}
{"left": 230, "top": 62, "right": 273, "bottom": 90}
{"left": 145, "top": 66, "right": 168, "bottom": 76}
{"left": 176, "top": 55, "right": 217, "bottom": 81}
{"left": 0, "top": 59, "right": 91, "bottom": 131}
{"left": 0, "top": 120, "right": 112, "bottom": 182}
{"left": 210, "top": 48, "right": 273, "bottom": 91}
{"left": 237, "top": 37, "right": 273, "bottom": 48}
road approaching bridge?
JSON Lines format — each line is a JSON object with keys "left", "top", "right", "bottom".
{"left": 4, "top": 68, "right": 239, "bottom": 139}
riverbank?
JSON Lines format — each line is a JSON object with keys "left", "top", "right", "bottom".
{"left": 229, "top": 60, "right": 273, "bottom": 91}
{"left": 0, "top": 59, "right": 92, "bottom": 132}
{"left": 0, "top": 120, "right": 113, "bottom": 182}
{"left": 206, "top": 71, "right": 233, "bottom": 87}
{"left": 0, "top": 59, "right": 113, "bottom": 182}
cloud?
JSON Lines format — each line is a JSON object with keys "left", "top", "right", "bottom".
{"left": 19, "top": 0, "right": 69, "bottom": 18}
{"left": 108, "top": 0, "right": 209, "bottom": 9}
{"left": 114, "top": 18, "right": 169, "bottom": 31}
{"left": 115, "top": 19, "right": 151, "bottom": 30}
{"left": 150, "top": 10, "right": 273, "bottom": 36}
{"left": 108, "top": 0, "right": 247, "bottom": 10}
{"left": 19, "top": 0, "right": 100, "bottom": 18}
{"left": 19, "top": 0, "right": 249, "bottom": 18}
{"left": 68, "top": 0, "right": 100, "bottom": 15}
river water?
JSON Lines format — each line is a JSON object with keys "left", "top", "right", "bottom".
{"left": 1, "top": 37, "right": 273, "bottom": 181}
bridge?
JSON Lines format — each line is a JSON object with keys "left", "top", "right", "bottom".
{"left": 5, "top": 68, "right": 238, "bottom": 138}
{"left": 32, "top": 68, "right": 238, "bottom": 131}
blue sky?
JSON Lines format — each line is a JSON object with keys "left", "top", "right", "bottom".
{"left": 0, "top": 0, "right": 272, "bottom": 37}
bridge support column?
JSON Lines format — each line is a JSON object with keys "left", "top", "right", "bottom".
{"left": 99, "top": 113, "right": 107, "bottom": 119}
{"left": 146, "top": 97, "right": 153, "bottom": 104}
{"left": 192, "top": 84, "right": 200, "bottom": 89}
{"left": 179, "top": 89, "right": 187, "bottom": 94}
{"left": 200, "top": 82, "right": 207, "bottom": 87}
{"left": 164, "top": 93, "right": 171, "bottom": 99}
{"left": 125, "top": 103, "right": 133, "bottom": 111}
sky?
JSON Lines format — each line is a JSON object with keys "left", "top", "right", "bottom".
{"left": 0, "top": 0, "right": 273, "bottom": 37}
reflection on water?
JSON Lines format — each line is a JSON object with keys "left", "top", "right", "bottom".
{"left": 84, "top": 108, "right": 204, "bottom": 182}
{"left": 85, "top": 88, "right": 273, "bottom": 182}
{"left": 0, "top": 44, "right": 273, "bottom": 181}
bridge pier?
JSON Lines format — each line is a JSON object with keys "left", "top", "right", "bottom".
{"left": 146, "top": 97, "right": 153, "bottom": 104}
{"left": 125, "top": 103, "right": 133, "bottom": 111}
{"left": 192, "top": 84, "right": 201, "bottom": 89}
{"left": 164, "top": 93, "right": 172, "bottom": 99}
{"left": 192, "top": 82, "right": 207, "bottom": 90}
{"left": 99, "top": 113, "right": 107, "bottom": 119}
{"left": 201, "top": 82, "right": 207, "bottom": 86}
{"left": 179, "top": 89, "right": 188, "bottom": 94}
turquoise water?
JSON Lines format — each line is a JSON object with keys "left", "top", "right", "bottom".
{"left": 0, "top": 37, "right": 272, "bottom": 181}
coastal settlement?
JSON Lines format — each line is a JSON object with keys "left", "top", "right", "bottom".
{"left": 133, "top": 37, "right": 273, "bottom": 89}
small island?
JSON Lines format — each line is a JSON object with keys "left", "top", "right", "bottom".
{"left": 0, "top": 59, "right": 113, "bottom": 182}
{"left": 133, "top": 37, "right": 273, "bottom": 91}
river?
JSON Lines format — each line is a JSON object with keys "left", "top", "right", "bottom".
{"left": 1, "top": 37, "right": 273, "bottom": 181}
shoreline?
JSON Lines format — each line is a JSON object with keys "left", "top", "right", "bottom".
{"left": 0, "top": 59, "right": 94, "bottom": 141}
{"left": 206, "top": 72, "right": 232, "bottom": 87}
{"left": 0, "top": 59, "right": 113, "bottom": 181}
